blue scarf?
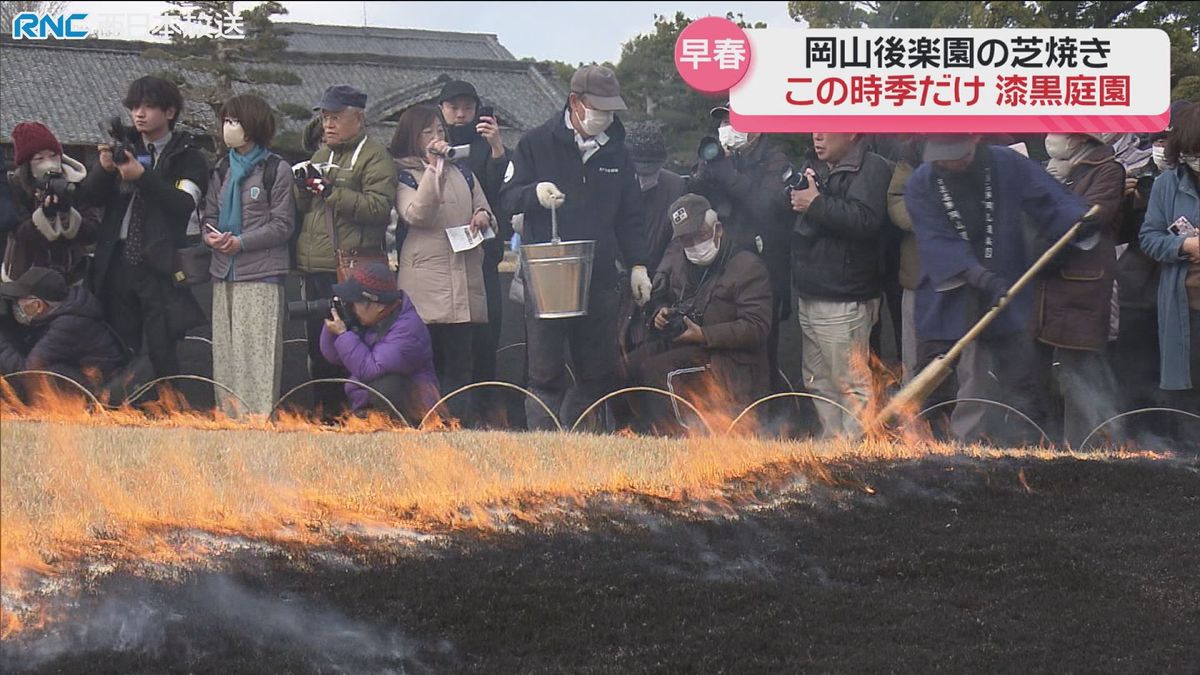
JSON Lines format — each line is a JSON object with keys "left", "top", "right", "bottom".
{"left": 217, "top": 144, "right": 269, "bottom": 236}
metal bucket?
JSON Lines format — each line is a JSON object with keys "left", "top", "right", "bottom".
{"left": 520, "top": 239, "right": 595, "bottom": 318}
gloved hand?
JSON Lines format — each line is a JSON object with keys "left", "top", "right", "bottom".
{"left": 964, "top": 266, "right": 1009, "bottom": 306}
{"left": 1076, "top": 206, "right": 1103, "bottom": 239}
{"left": 631, "top": 265, "right": 652, "bottom": 307}
{"left": 536, "top": 182, "right": 565, "bottom": 210}
{"left": 511, "top": 212, "right": 524, "bottom": 236}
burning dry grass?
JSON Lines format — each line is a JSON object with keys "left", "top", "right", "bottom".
{"left": 0, "top": 411, "right": 960, "bottom": 637}
{"left": 0, "top": 381, "right": 1174, "bottom": 641}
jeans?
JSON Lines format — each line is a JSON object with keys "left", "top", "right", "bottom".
{"left": 901, "top": 289, "right": 918, "bottom": 384}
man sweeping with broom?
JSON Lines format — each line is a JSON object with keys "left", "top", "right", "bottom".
{"left": 902, "top": 135, "right": 1103, "bottom": 445}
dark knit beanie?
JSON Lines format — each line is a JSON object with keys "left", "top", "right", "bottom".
{"left": 11, "top": 121, "right": 63, "bottom": 166}
{"left": 625, "top": 121, "right": 667, "bottom": 164}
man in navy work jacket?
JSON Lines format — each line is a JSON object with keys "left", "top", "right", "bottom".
{"left": 905, "top": 134, "right": 1098, "bottom": 445}
{"left": 500, "top": 64, "right": 649, "bottom": 431}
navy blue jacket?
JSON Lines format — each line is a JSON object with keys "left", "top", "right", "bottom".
{"left": 500, "top": 107, "right": 647, "bottom": 286}
{"left": 905, "top": 145, "right": 1088, "bottom": 341}
{"left": 0, "top": 286, "right": 125, "bottom": 381}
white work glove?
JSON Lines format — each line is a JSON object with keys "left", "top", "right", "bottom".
{"left": 631, "top": 265, "right": 652, "bottom": 307}
{"left": 536, "top": 181, "right": 566, "bottom": 209}
{"left": 511, "top": 212, "right": 524, "bottom": 236}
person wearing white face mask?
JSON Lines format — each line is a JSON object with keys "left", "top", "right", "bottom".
{"left": 0, "top": 267, "right": 125, "bottom": 389}
{"left": 627, "top": 194, "right": 772, "bottom": 431}
{"left": 688, "top": 104, "right": 796, "bottom": 421}
{"left": 616, "top": 121, "right": 688, "bottom": 379}
{"left": 1108, "top": 103, "right": 1190, "bottom": 432}
{"left": 199, "top": 94, "right": 295, "bottom": 417}
{"left": 1032, "top": 131, "right": 1126, "bottom": 449}
{"left": 2, "top": 122, "right": 99, "bottom": 286}
{"left": 499, "top": 64, "right": 650, "bottom": 431}
{"left": 1139, "top": 102, "right": 1200, "bottom": 441}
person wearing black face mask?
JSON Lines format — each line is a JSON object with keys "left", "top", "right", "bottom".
{"left": 436, "top": 80, "right": 512, "bottom": 426}
{"left": 617, "top": 121, "right": 687, "bottom": 372}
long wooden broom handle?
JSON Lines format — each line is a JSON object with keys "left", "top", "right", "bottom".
{"left": 941, "top": 204, "right": 1098, "bottom": 365}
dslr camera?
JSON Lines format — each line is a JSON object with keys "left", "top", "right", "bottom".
{"left": 659, "top": 306, "right": 703, "bottom": 341}
{"left": 782, "top": 163, "right": 821, "bottom": 194}
{"left": 102, "top": 116, "right": 140, "bottom": 166}
{"left": 697, "top": 136, "right": 725, "bottom": 163}
{"left": 292, "top": 160, "right": 325, "bottom": 184}
{"left": 287, "top": 296, "right": 359, "bottom": 330}
{"left": 35, "top": 170, "right": 75, "bottom": 215}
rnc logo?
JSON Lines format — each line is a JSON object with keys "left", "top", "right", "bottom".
{"left": 11, "top": 12, "right": 89, "bottom": 40}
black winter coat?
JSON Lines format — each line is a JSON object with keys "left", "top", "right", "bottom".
{"left": 77, "top": 131, "right": 210, "bottom": 290}
{"left": 689, "top": 136, "right": 794, "bottom": 318}
{"left": 791, "top": 141, "right": 892, "bottom": 302}
{"left": 500, "top": 107, "right": 647, "bottom": 286}
{"left": 0, "top": 286, "right": 124, "bottom": 380}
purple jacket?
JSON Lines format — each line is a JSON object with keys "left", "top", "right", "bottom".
{"left": 319, "top": 293, "right": 439, "bottom": 412}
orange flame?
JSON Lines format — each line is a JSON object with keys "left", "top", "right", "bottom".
{"left": 0, "top": 371, "right": 1168, "bottom": 639}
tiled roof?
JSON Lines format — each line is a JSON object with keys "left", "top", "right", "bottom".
{"left": 0, "top": 32, "right": 564, "bottom": 149}
{"left": 277, "top": 22, "right": 515, "bottom": 61}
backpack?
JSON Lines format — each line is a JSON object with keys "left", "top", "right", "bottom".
{"left": 214, "top": 153, "right": 283, "bottom": 203}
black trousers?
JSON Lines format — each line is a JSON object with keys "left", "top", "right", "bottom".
{"left": 524, "top": 283, "right": 620, "bottom": 431}
{"left": 104, "top": 255, "right": 178, "bottom": 379}
{"left": 428, "top": 322, "right": 475, "bottom": 422}
{"left": 470, "top": 244, "right": 505, "bottom": 425}
{"left": 301, "top": 272, "right": 348, "bottom": 417}
{"left": 628, "top": 342, "right": 715, "bottom": 435}
{"left": 363, "top": 372, "right": 433, "bottom": 424}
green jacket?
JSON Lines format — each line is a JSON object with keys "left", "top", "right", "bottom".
{"left": 294, "top": 131, "right": 397, "bottom": 273}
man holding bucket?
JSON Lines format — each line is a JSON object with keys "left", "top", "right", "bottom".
{"left": 500, "top": 64, "right": 650, "bottom": 430}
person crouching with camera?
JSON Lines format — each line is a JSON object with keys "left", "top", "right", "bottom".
{"left": 318, "top": 261, "right": 440, "bottom": 423}
{"left": 3, "top": 122, "right": 99, "bottom": 286}
{"left": 629, "top": 194, "right": 773, "bottom": 432}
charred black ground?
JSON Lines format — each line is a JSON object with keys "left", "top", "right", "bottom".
{"left": 4, "top": 455, "right": 1198, "bottom": 674}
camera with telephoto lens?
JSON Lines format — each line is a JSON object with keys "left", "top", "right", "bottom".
{"left": 102, "top": 116, "right": 140, "bottom": 166}
{"left": 35, "top": 170, "right": 75, "bottom": 215}
{"left": 782, "top": 163, "right": 821, "bottom": 194}
{"left": 697, "top": 136, "right": 725, "bottom": 163}
{"left": 286, "top": 296, "right": 359, "bottom": 330}
{"left": 660, "top": 306, "right": 703, "bottom": 341}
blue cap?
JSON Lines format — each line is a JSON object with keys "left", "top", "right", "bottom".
{"left": 313, "top": 85, "right": 368, "bottom": 112}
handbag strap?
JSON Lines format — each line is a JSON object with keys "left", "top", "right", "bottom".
{"left": 323, "top": 203, "right": 339, "bottom": 251}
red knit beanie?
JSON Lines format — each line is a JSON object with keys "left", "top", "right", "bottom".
{"left": 11, "top": 121, "right": 63, "bottom": 167}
